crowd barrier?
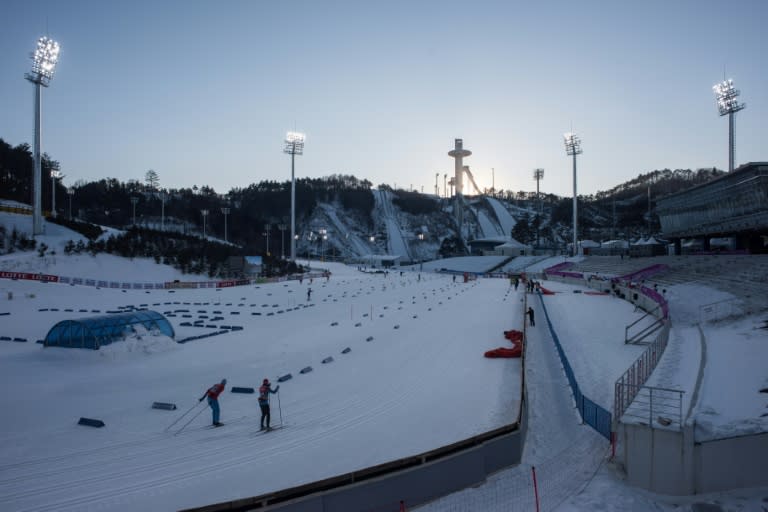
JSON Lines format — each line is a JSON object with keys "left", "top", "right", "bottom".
{"left": 0, "top": 271, "right": 331, "bottom": 290}
{"left": 536, "top": 291, "right": 613, "bottom": 441}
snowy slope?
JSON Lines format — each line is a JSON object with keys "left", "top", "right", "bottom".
{"left": 487, "top": 197, "right": 517, "bottom": 236}
{"left": 1, "top": 214, "right": 766, "bottom": 511}
{"left": 373, "top": 189, "right": 412, "bottom": 260}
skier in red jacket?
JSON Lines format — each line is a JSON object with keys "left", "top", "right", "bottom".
{"left": 199, "top": 378, "right": 226, "bottom": 426}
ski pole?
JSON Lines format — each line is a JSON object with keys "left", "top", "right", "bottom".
{"left": 174, "top": 403, "right": 208, "bottom": 436}
{"left": 277, "top": 390, "right": 283, "bottom": 427}
{"left": 164, "top": 400, "right": 203, "bottom": 432}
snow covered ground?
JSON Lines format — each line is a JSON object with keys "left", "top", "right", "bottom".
{"left": 0, "top": 214, "right": 766, "bottom": 511}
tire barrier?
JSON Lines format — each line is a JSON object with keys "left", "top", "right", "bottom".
{"left": 341, "top": 347, "right": 351, "bottom": 354}
{"left": 78, "top": 417, "right": 105, "bottom": 428}
{"left": 231, "top": 387, "right": 255, "bottom": 394}
{"left": 278, "top": 374, "right": 293, "bottom": 382}
{"left": 322, "top": 357, "right": 334, "bottom": 364}
{"left": 152, "top": 402, "right": 177, "bottom": 410}
{"left": 300, "top": 366, "right": 313, "bottom": 374}
{"left": 366, "top": 336, "right": 374, "bottom": 342}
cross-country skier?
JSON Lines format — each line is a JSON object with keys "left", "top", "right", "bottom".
{"left": 258, "top": 378, "right": 280, "bottom": 431}
{"left": 527, "top": 307, "right": 535, "bottom": 327}
{"left": 199, "top": 378, "right": 226, "bottom": 427}
{"left": 307, "top": 288, "right": 312, "bottom": 301}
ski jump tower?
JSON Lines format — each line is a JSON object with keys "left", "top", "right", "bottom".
{"left": 448, "top": 138, "right": 471, "bottom": 235}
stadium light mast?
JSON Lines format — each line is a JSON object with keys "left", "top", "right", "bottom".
{"left": 221, "top": 207, "right": 231, "bottom": 243}
{"left": 564, "top": 133, "right": 582, "bottom": 256}
{"left": 67, "top": 187, "right": 74, "bottom": 220}
{"left": 283, "top": 131, "right": 305, "bottom": 261}
{"left": 278, "top": 223, "right": 287, "bottom": 259}
{"left": 130, "top": 197, "right": 139, "bottom": 225}
{"left": 25, "top": 36, "right": 61, "bottom": 236}
{"left": 50, "top": 166, "right": 62, "bottom": 218}
{"left": 533, "top": 168, "right": 544, "bottom": 246}
{"left": 201, "top": 209, "right": 209, "bottom": 239}
{"left": 713, "top": 78, "right": 746, "bottom": 172}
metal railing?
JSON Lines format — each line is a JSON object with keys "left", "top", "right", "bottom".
{"left": 614, "top": 322, "right": 671, "bottom": 424}
{"left": 615, "top": 383, "right": 683, "bottom": 430}
{"left": 625, "top": 306, "right": 664, "bottom": 344}
{"left": 699, "top": 298, "right": 743, "bottom": 324}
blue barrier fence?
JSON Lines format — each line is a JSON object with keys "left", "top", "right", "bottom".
{"left": 537, "top": 293, "right": 612, "bottom": 440}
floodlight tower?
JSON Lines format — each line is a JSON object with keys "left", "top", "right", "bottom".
{"left": 25, "top": 36, "right": 61, "bottom": 236}
{"left": 201, "top": 209, "right": 209, "bottom": 239}
{"left": 284, "top": 131, "right": 305, "bottom": 261}
{"left": 713, "top": 79, "right": 746, "bottom": 172}
{"left": 564, "top": 133, "right": 582, "bottom": 256}
{"left": 221, "top": 207, "right": 231, "bottom": 242}
{"left": 435, "top": 172, "right": 439, "bottom": 196}
{"left": 448, "top": 139, "right": 471, "bottom": 233}
{"left": 264, "top": 223, "right": 271, "bottom": 255}
{"left": 67, "top": 187, "right": 74, "bottom": 220}
{"left": 50, "top": 166, "right": 62, "bottom": 218}
{"left": 130, "top": 197, "right": 139, "bottom": 225}
{"left": 278, "top": 223, "right": 287, "bottom": 259}
{"left": 533, "top": 168, "right": 544, "bottom": 246}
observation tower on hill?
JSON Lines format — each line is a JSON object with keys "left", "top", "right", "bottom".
{"left": 448, "top": 139, "right": 472, "bottom": 235}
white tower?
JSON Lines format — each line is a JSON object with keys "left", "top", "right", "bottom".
{"left": 448, "top": 139, "right": 471, "bottom": 234}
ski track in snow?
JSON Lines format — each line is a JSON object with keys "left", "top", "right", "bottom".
{"left": 416, "top": 292, "right": 607, "bottom": 511}
{"left": 0, "top": 272, "right": 521, "bottom": 512}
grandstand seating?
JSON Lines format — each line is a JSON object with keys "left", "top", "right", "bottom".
{"left": 561, "top": 254, "right": 768, "bottom": 317}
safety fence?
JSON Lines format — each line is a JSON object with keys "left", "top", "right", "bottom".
{"left": 0, "top": 270, "right": 330, "bottom": 290}
{"left": 613, "top": 322, "right": 673, "bottom": 426}
{"left": 536, "top": 292, "right": 612, "bottom": 440}
{"left": 698, "top": 298, "right": 744, "bottom": 323}
{"left": 615, "top": 383, "right": 683, "bottom": 430}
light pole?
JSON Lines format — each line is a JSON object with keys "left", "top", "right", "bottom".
{"left": 160, "top": 190, "right": 167, "bottom": 231}
{"left": 533, "top": 168, "right": 544, "bottom": 247}
{"left": 67, "top": 187, "right": 74, "bottom": 220}
{"left": 50, "top": 167, "right": 62, "bottom": 218}
{"left": 284, "top": 131, "right": 305, "bottom": 261}
{"left": 564, "top": 133, "right": 582, "bottom": 256}
{"left": 713, "top": 79, "right": 746, "bottom": 172}
{"left": 278, "top": 223, "right": 286, "bottom": 259}
{"left": 201, "top": 209, "right": 209, "bottom": 239}
{"left": 25, "top": 36, "right": 61, "bottom": 236}
{"left": 264, "top": 223, "right": 271, "bottom": 255}
{"left": 221, "top": 207, "right": 230, "bottom": 242}
{"left": 435, "top": 172, "right": 439, "bottom": 196}
{"left": 319, "top": 228, "right": 327, "bottom": 261}
{"left": 130, "top": 197, "right": 139, "bottom": 226}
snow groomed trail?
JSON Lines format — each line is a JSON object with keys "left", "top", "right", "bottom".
{"left": 0, "top": 269, "right": 522, "bottom": 512}
{"left": 416, "top": 291, "right": 607, "bottom": 511}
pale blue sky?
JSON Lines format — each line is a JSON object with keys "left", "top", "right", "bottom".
{"left": 1, "top": 0, "right": 765, "bottom": 197}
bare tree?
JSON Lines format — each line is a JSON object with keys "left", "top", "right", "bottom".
{"left": 145, "top": 169, "right": 159, "bottom": 191}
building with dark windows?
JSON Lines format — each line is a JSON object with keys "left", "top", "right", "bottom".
{"left": 656, "top": 162, "right": 768, "bottom": 254}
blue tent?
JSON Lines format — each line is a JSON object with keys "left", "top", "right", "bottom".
{"left": 44, "top": 310, "right": 175, "bottom": 350}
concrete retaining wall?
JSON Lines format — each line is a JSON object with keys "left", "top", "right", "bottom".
{"left": 185, "top": 402, "right": 527, "bottom": 512}
{"left": 621, "top": 423, "right": 695, "bottom": 494}
{"left": 695, "top": 432, "right": 768, "bottom": 493}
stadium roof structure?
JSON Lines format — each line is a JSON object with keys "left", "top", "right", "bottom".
{"left": 44, "top": 310, "right": 175, "bottom": 350}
